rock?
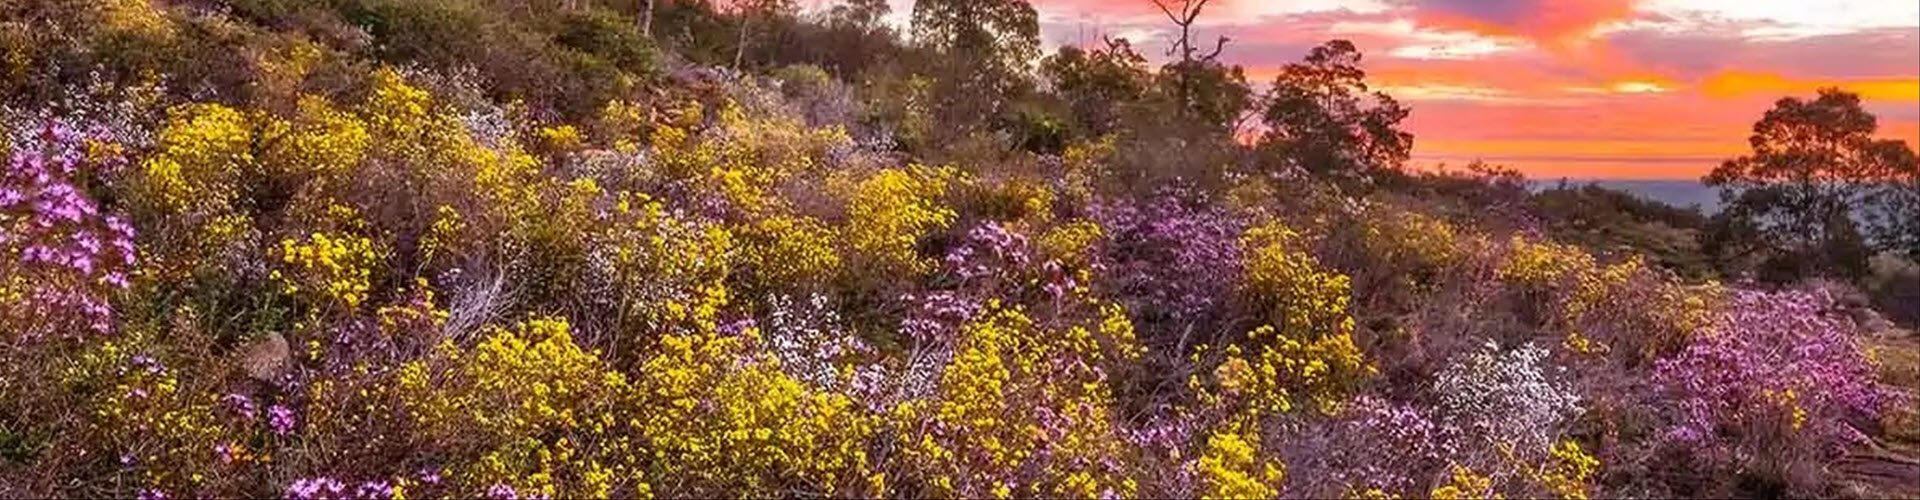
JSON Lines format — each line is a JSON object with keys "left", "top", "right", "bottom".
{"left": 242, "top": 332, "right": 291, "bottom": 383}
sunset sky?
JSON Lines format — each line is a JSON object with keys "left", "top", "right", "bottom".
{"left": 850, "top": 0, "right": 1920, "bottom": 179}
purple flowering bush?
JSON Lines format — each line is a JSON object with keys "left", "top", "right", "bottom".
{"left": 1091, "top": 188, "right": 1248, "bottom": 348}
{"left": 1651, "top": 288, "right": 1888, "bottom": 496}
{"left": 1, "top": 123, "right": 137, "bottom": 339}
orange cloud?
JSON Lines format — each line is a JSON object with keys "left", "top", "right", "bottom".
{"left": 1700, "top": 71, "right": 1920, "bottom": 101}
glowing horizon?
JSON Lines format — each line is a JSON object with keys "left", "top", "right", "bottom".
{"left": 839, "top": 0, "right": 1920, "bottom": 180}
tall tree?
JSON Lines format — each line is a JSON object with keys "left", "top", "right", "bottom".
{"left": 1039, "top": 37, "right": 1151, "bottom": 135}
{"left": 1704, "top": 88, "right": 1920, "bottom": 279}
{"left": 909, "top": 0, "right": 1040, "bottom": 137}
{"left": 1259, "top": 40, "right": 1412, "bottom": 182}
{"left": 1154, "top": 57, "right": 1251, "bottom": 135}
{"left": 640, "top": 0, "right": 655, "bottom": 37}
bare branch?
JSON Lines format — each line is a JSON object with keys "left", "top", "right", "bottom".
{"left": 1149, "top": 0, "right": 1183, "bottom": 25}
{"left": 1185, "top": 0, "right": 1211, "bottom": 25}
{"left": 1203, "top": 35, "right": 1229, "bottom": 60}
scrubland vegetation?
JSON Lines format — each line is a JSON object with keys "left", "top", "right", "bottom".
{"left": 1, "top": 0, "right": 1916, "bottom": 498}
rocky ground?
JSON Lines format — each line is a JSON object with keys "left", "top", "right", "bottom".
{"left": 1837, "top": 316, "right": 1920, "bottom": 499}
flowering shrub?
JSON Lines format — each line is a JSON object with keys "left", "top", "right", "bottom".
{"left": 387, "top": 316, "right": 649, "bottom": 499}
{"left": 1430, "top": 465, "right": 1498, "bottom": 500}
{"left": 1652, "top": 288, "right": 1886, "bottom": 494}
{"left": 1038, "top": 219, "right": 1104, "bottom": 269}
{"left": 1286, "top": 396, "right": 1459, "bottom": 497}
{"left": 759, "top": 293, "right": 868, "bottom": 390}
{"left": 1195, "top": 419, "right": 1283, "bottom": 500}
{"left": 595, "top": 192, "right": 735, "bottom": 338}
{"left": 127, "top": 102, "right": 259, "bottom": 282}
{"left": 1434, "top": 340, "right": 1582, "bottom": 454}
{"left": 1, "top": 123, "right": 137, "bottom": 338}
{"left": 895, "top": 300, "right": 1143, "bottom": 499}
{"left": 1240, "top": 220, "right": 1356, "bottom": 342}
{"left": 634, "top": 328, "right": 877, "bottom": 498}
{"left": 836, "top": 165, "right": 961, "bottom": 278}
{"left": 60, "top": 336, "right": 242, "bottom": 498}
{"left": 273, "top": 229, "right": 381, "bottom": 315}
{"left": 1532, "top": 440, "right": 1599, "bottom": 499}
{"left": 736, "top": 214, "right": 841, "bottom": 291}
{"left": 1092, "top": 190, "right": 1246, "bottom": 341}
{"left": 259, "top": 96, "right": 371, "bottom": 184}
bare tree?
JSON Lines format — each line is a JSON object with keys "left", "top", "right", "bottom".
{"left": 1150, "top": 0, "right": 1229, "bottom": 115}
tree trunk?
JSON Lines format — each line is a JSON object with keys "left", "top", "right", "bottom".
{"left": 734, "top": 12, "right": 749, "bottom": 69}
{"left": 640, "top": 0, "right": 655, "bottom": 37}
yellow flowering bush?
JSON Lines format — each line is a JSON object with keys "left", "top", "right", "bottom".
{"left": 644, "top": 99, "right": 851, "bottom": 217}
{"left": 964, "top": 176, "right": 1056, "bottom": 225}
{"left": 634, "top": 329, "right": 877, "bottom": 498}
{"left": 1241, "top": 221, "right": 1357, "bottom": 341}
{"left": 98, "top": 0, "right": 176, "bottom": 40}
{"left": 363, "top": 68, "right": 434, "bottom": 143}
{"left": 836, "top": 165, "right": 962, "bottom": 278}
{"left": 1497, "top": 236, "right": 1596, "bottom": 288}
{"left": 1498, "top": 235, "right": 1723, "bottom": 363}
{"left": 259, "top": 96, "right": 371, "bottom": 184}
{"left": 1216, "top": 324, "right": 1372, "bottom": 416}
{"left": 1059, "top": 137, "right": 1115, "bottom": 205}
{"left": 1533, "top": 440, "right": 1600, "bottom": 500}
{"left": 272, "top": 229, "right": 381, "bottom": 313}
{"left": 137, "top": 103, "right": 253, "bottom": 214}
{"left": 900, "top": 301, "right": 1143, "bottom": 499}
{"left": 736, "top": 214, "right": 842, "bottom": 291}
{"left": 1038, "top": 219, "right": 1104, "bottom": 268}
{"left": 600, "top": 192, "right": 735, "bottom": 337}
{"left": 536, "top": 124, "right": 585, "bottom": 152}
{"left": 591, "top": 99, "right": 649, "bottom": 150}
{"left": 419, "top": 204, "right": 468, "bottom": 265}
{"left": 1431, "top": 464, "right": 1499, "bottom": 500}
{"left": 1196, "top": 418, "right": 1285, "bottom": 500}
{"left": 129, "top": 103, "right": 259, "bottom": 280}
{"left": 1358, "top": 208, "right": 1460, "bottom": 289}
{"left": 1217, "top": 220, "right": 1374, "bottom": 417}
{"left": 62, "top": 337, "right": 234, "bottom": 496}
{"left": 390, "top": 317, "right": 650, "bottom": 499}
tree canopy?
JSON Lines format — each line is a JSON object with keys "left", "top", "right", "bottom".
{"left": 1705, "top": 88, "right": 1920, "bottom": 278}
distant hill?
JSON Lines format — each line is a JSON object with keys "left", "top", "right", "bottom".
{"left": 1530, "top": 179, "right": 1722, "bottom": 214}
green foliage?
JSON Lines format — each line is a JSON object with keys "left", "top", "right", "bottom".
{"left": 1040, "top": 39, "right": 1151, "bottom": 135}
{"left": 1531, "top": 183, "right": 1712, "bottom": 279}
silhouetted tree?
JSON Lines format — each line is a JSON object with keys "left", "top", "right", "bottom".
{"left": 1259, "top": 40, "right": 1413, "bottom": 184}
{"left": 1155, "top": 57, "right": 1252, "bottom": 135}
{"left": 1704, "top": 88, "right": 1920, "bottom": 280}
